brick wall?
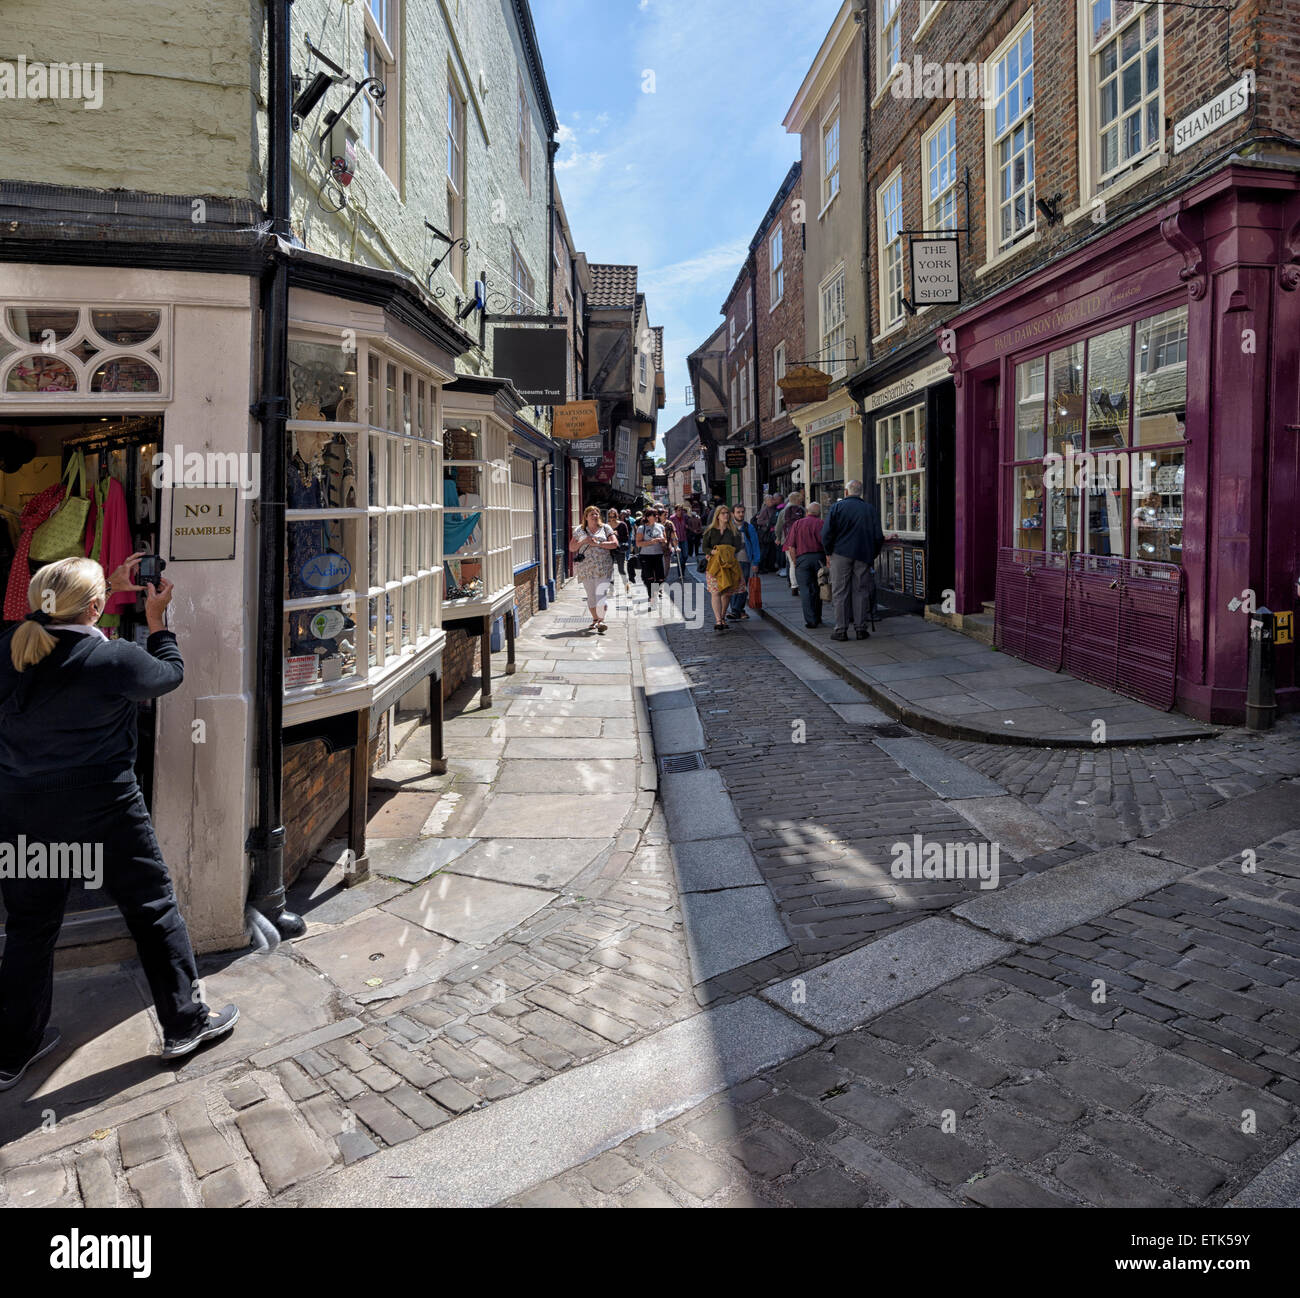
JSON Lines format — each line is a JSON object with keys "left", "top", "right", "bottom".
{"left": 755, "top": 169, "right": 806, "bottom": 446}
{"left": 722, "top": 264, "right": 756, "bottom": 442}
{"left": 862, "top": 0, "right": 1296, "bottom": 356}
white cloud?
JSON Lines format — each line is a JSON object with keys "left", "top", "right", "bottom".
{"left": 642, "top": 240, "right": 752, "bottom": 295}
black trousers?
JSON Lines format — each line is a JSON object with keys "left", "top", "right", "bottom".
{"left": 640, "top": 553, "right": 666, "bottom": 593}
{"left": 0, "top": 781, "right": 207, "bottom": 1068}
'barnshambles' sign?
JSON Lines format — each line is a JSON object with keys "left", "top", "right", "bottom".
{"left": 169, "top": 487, "right": 237, "bottom": 561}
{"left": 1173, "top": 73, "right": 1252, "bottom": 154}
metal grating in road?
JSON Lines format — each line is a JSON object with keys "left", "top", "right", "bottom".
{"left": 868, "top": 722, "right": 911, "bottom": 738}
{"left": 503, "top": 685, "right": 543, "bottom": 696}
{"left": 659, "top": 751, "right": 706, "bottom": 774}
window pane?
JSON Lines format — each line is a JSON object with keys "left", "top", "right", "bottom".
{"left": 1132, "top": 447, "right": 1184, "bottom": 562}
{"left": 1015, "top": 463, "right": 1046, "bottom": 551}
{"left": 289, "top": 338, "right": 358, "bottom": 420}
{"left": 7, "top": 306, "right": 79, "bottom": 343}
{"left": 1015, "top": 357, "right": 1046, "bottom": 459}
{"left": 1086, "top": 325, "right": 1131, "bottom": 449}
{"left": 1134, "top": 306, "right": 1188, "bottom": 444}
{"left": 284, "top": 602, "right": 360, "bottom": 686}
{"left": 1048, "top": 342, "right": 1086, "bottom": 457}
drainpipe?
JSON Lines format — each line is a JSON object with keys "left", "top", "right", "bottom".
{"left": 748, "top": 246, "right": 761, "bottom": 510}
{"left": 247, "top": 0, "right": 304, "bottom": 939}
{"left": 546, "top": 134, "right": 559, "bottom": 592}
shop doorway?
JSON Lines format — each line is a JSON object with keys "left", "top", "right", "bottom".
{"left": 0, "top": 412, "right": 163, "bottom": 950}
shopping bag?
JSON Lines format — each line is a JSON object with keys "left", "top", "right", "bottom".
{"left": 30, "top": 450, "right": 90, "bottom": 562}
{"left": 817, "top": 564, "right": 833, "bottom": 604}
{"left": 748, "top": 572, "right": 763, "bottom": 610}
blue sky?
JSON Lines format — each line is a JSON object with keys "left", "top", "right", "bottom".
{"left": 530, "top": 0, "right": 845, "bottom": 453}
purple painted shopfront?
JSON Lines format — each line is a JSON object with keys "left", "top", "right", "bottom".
{"left": 945, "top": 165, "right": 1300, "bottom": 724}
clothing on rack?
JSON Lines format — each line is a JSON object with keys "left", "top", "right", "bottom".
{"left": 85, "top": 473, "right": 135, "bottom": 616}
{"left": 3, "top": 482, "right": 66, "bottom": 621}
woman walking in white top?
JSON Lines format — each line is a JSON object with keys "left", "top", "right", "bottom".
{"left": 570, "top": 505, "right": 619, "bottom": 633}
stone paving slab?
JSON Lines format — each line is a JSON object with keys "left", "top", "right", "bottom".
{"left": 293, "top": 911, "right": 460, "bottom": 996}
{"left": 671, "top": 837, "right": 764, "bottom": 892}
{"left": 873, "top": 737, "right": 1007, "bottom": 799}
{"left": 494, "top": 758, "right": 637, "bottom": 795}
{"left": 660, "top": 769, "right": 743, "bottom": 843}
{"left": 756, "top": 578, "right": 1212, "bottom": 746}
{"left": 679, "top": 885, "right": 790, "bottom": 984}
{"left": 1137, "top": 781, "right": 1300, "bottom": 868}
{"left": 367, "top": 836, "right": 477, "bottom": 883}
{"left": 952, "top": 846, "right": 1186, "bottom": 941}
{"left": 442, "top": 838, "right": 610, "bottom": 889}
{"left": 465, "top": 792, "right": 635, "bottom": 838}
{"left": 650, "top": 705, "right": 705, "bottom": 756}
{"left": 383, "top": 873, "right": 558, "bottom": 946}
{"left": 760, "top": 917, "right": 1014, "bottom": 1034}
{"left": 287, "top": 996, "right": 821, "bottom": 1208}
{"left": 947, "top": 795, "right": 1075, "bottom": 862}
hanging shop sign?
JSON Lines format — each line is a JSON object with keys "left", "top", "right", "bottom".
{"left": 595, "top": 451, "right": 616, "bottom": 483}
{"left": 640, "top": 457, "right": 656, "bottom": 477}
{"left": 568, "top": 435, "right": 605, "bottom": 467}
{"left": 168, "top": 486, "right": 237, "bottom": 561}
{"left": 778, "top": 364, "right": 831, "bottom": 405}
{"left": 552, "top": 400, "right": 600, "bottom": 439}
{"left": 910, "top": 237, "right": 960, "bottom": 306}
{"left": 1173, "top": 72, "right": 1252, "bottom": 154}
{"left": 300, "top": 551, "right": 352, "bottom": 591}
{"left": 652, "top": 474, "right": 668, "bottom": 487}
{"left": 493, "top": 328, "right": 568, "bottom": 404}
{"left": 725, "top": 448, "right": 747, "bottom": 469}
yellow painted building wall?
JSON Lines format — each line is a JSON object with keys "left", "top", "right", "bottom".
{"left": 1, "top": 1, "right": 262, "bottom": 198}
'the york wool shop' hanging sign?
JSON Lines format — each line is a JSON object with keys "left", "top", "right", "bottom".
{"left": 168, "top": 487, "right": 237, "bottom": 561}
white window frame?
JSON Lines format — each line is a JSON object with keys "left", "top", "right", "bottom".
{"left": 819, "top": 265, "right": 848, "bottom": 379}
{"left": 773, "top": 341, "right": 787, "bottom": 414}
{"left": 446, "top": 65, "right": 467, "bottom": 287}
{"left": 769, "top": 225, "right": 784, "bottom": 307}
{"left": 879, "top": 0, "right": 902, "bottom": 88}
{"left": 921, "top": 106, "right": 958, "bottom": 235}
{"left": 876, "top": 402, "right": 927, "bottom": 539}
{"left": 746, "top": 286, "right": 753, "bottom": 328}
{"left": 821, "top": 99, "right": 841, "bottom": 213}
{"left": 984, "top": 11, "right": 1036, "bottom": 258}
{"left": 913, "top": 0, "right": 946, "bottom": 40}
{"left": 361, "top": 0, "right": 400, "bottom": 182}
{"left": 1079, "top": 0, "right": 1164, "bottom": 203}
{"left": 729, "top": 315, "right": 736, "bottom": 351}
{"left": 510, "top": 242, "right": 535, "bottom": 312}
{"left": 638, "top": 351, "right": 648, "bottom": 392}
{"left": 510, "top": 452, "right": 538, "bottom": 572}
{"left": 877, "top": 167, "right": 905, "bottom": 335}
{"left": 730, "top": 374, "right": 738, "bottom": 426}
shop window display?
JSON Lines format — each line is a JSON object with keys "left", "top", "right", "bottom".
{"left": 1006, "top": 304, "right": 1186, "bottom": 561}
{"left": 283, "top": 335, "right": 441, "bottom": 696}
{"left": 442, "top": 416, "right": 511, "bottom": 606}
{"left": 876, "top": 403, "right": 926, "bottom": 537}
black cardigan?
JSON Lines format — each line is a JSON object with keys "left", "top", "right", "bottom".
{"left": 0, "top": 628, "right": 184, "bottom": 791}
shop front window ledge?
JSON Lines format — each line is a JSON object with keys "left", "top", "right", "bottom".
{"left": 1065, "top": 153, "right": 1167, "bottom": 227}
{"left": 976, "top": 229, "right": 1042, "bottom": 279}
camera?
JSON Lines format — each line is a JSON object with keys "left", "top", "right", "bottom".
{"left": 138, "top": 554, "right": 167, "bottom": 587}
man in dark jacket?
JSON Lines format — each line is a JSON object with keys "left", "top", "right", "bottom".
{"left": 821, "top": 480, "right": 884, "bottom": 640}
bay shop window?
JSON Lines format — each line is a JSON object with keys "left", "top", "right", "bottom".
{"left": 283, "top": 335, "right": 444, "bottom": 705}
{"left": 441, "top": 407, "right": 512, "bottom": 612}
{"left": 1009, "top": 304, "right": 1187, "bottom": 564}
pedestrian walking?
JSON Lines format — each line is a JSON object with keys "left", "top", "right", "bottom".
{"left": 821, "top": 479, "right": 884, "bottom": 641}
{"left": 571, "top": 506, "right": 618, "bottom": 632}
{"left": 775, "top": 490, "right": 805, "bottom": 594}
{"left": 0, "top": 556, "right": 239, "bottom": 1088}
{"left": 783, "top": 500, "right": 826, "bottom": 628}
{"left": 701, "top": 504, "right": 745, "bottom": 632}
{"left": 725, "top": 503, "right": 762, "bottom": 622}
{"left": 669, "top": 504, "right": 690, "bottom": 580}
{"left": 606, "top": 507, "right": 629, "bottom": 590}
{"left": 755, "top": 494, "right": 779, "bottom": 572}
{"left": 660, "top": 508, "right": 682, "bottom": 582}
{"left": 685, "top": 507, "right": 702, "bottom": 559}
{"left": 634, "top": 507, "right": 668, "bottom": 602}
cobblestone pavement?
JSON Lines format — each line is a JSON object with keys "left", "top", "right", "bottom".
{"left": 940, "top": 719, "right": 1300, "bottom": 848}
{"left": 0, "top": 583, "right": 705, "bottom": 1207}
{"left": 2, "top": 578, "right": 1297, "bottom": 1209}
{"left": 514, "top": 828, "right": 1300, "bottom": 1208}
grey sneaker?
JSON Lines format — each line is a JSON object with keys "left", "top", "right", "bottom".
{"left": 0, "top": 1025, "right": 61, "bottom": 1091}
{"left": 161, "top": 1004, "right": 239, "bottom": 1060}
